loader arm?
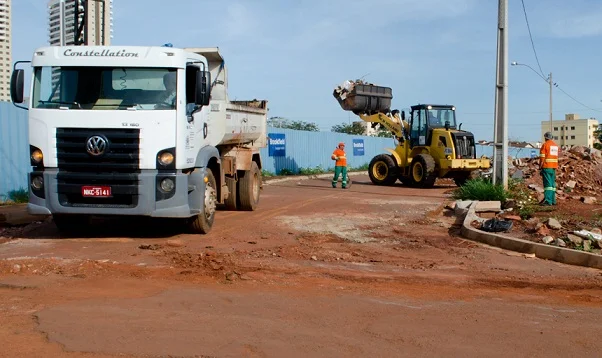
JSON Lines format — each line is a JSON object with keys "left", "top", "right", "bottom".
{"left": 358, "top": 113, "right": 405, "bottom": 138}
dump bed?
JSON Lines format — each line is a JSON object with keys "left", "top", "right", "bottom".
{"left": 221, "top": 100, "right": 268, "bottom": 147}
{"left": 333, "top": 81, "right": 393, "bottom": 115}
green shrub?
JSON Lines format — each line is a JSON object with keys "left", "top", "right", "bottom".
{"left": 452, "top": 178, "right": 509, "bottom": 202}
{"left": 261, "top": 170, "right": 275, "bottom": 177}
{"left": 8, "top": 188, "right": 29, "bottom": 203}
{"left": 278, "top": 168, "right": 294, "bottom": 176}
{"left": 349, "top": 163, "right": 369, "bottom": 171}
{"left": 298, "top": 166, "right": 327, "bottom": 175}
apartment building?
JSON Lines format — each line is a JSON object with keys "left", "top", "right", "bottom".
{"left": 48, "top": 0, "right": 113, "bottom": 46}
{"left": 0, "top": 0, "right": 11, "bottom": 102}
{"left": 541, "top": 113, "right": 600, "bottom": 148}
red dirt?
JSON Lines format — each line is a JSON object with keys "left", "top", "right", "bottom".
{"left": 1, "top": 176, "right": 601, "bottom": 357}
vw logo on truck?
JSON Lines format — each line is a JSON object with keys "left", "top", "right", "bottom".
{"left": 86, "top": 135, "right": 108, "bottom": 156}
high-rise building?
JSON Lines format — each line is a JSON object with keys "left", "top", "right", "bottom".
{"left": 48, "top": 0, "right": 113, "bottom": 47}
{"left": 0, "top": 0, "right": 12, "bottom": 102}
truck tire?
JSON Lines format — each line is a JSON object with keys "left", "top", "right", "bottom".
{"left": 189, "top": 169, "right": 217, "bottom": 234}
{"left": 224, "top": 177, "right": 237, "bottom": 210}
{"left": 237, "top": 161, "right": 261, "bottom": 211}
{"left": 368, "top": 154, "right": 398, "bottom": 186}
{"left": 410, "top": 154, "right": 437, "bottom": 188}
{"left": 52, "top": 215, "right": 91, "bottom": 234}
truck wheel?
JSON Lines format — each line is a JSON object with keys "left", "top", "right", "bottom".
{"left": 410, "top": 154, "right": 437, "bottom": 188}
{"left": 52, "top": 215, "right": 90, "bottom": 234}
{"left": 189, "top": 169, "right": 217, "bottom": 234}
{"left": 237, "top": 161, "right": 261, "bottom": 211}
{"left": 224, "top": 177, "right": 237, "bottom": 210}
{"left": 368, "top": 154, "right": 398, "bottom": 186}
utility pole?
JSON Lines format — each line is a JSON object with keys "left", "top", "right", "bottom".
{"left": 549, "top": 72, "right": 553, "bottom": 132}
{"left": 493, "top": 0, "right": 509, "bottom": 189}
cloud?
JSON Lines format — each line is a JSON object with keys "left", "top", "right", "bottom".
{"left": 519, "top": 0, "right": 602, "bottom": 39}
{"left": 549, "top": 11, "right": 602, "bottom": 38}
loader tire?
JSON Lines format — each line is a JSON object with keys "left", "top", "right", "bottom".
{"left": 453, "top": 171, "right": 478, "bottom": 187}
{"left": 237, "top": 161, "right": 261, "bottom": 211}
{"left": 369, "top": 154, "right": 398, "bottom": 186}
{"left": 189, "top": 169, "right": 217, "bottom": 234}
{"left": 410, "top": 154, "right": 437, "bottom": 188}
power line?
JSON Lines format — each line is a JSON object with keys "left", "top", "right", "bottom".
{"left": 520, "top": 0, "right": 545, "bottom": 78}
{"left": 554, "top": 84, "right": 602, "bottom": 113}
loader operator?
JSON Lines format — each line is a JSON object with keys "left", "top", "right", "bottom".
{"left": 539, "top": 131, "right": 559, "bottom": 206}
{"left": 331, "top": 142, "right": 348, "bottom": 189}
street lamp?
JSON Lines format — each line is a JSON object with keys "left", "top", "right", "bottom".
{"left": 511, "top": 61, "right": 553, "bottom": 133}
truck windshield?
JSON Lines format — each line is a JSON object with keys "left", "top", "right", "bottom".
{"left": 426, "top": 108, "right": 456, "bottom": 128}
{"left": 32, "top": 66, "right": 177, "bottom": 110}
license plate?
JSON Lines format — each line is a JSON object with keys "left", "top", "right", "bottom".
{"left": 82, "top": 186, "right": 112, "bottom": 197}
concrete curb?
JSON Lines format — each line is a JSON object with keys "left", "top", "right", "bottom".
{"left": 460, "top": 202, "right": 602, "bottom": 270}
{"left": 263, "top": 171, "right": 368, "bottom": 186}
{"left": 0, "top": 204, "right": 48, "bottom": 226}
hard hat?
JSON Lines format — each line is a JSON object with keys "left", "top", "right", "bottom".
{"left": 544, "top": 132, "right": 553, "bottom": 140}
{"left": 338, "top": 142, "right": 345, "bottom": 146}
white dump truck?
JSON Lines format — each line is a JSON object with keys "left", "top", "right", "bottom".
{"left": 10, "top": 45, "right": 267, "bottom": 234}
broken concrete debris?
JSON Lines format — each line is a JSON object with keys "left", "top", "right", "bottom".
{"left": 513, "top": 146, "right": 602, "bottom": 202}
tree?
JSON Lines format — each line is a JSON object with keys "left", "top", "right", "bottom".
{"left": 267, "top": 117, "right": 319, "bottom": 132}
{"left": 331, "top": 122, "right": 366, "bottom": 135}
{"left": 372, "top": 124, "right": 393, "bottom": 138}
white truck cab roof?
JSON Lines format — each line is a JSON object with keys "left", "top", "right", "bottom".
{"left": 30, "top": 46, "right": 207, "bottom": 68}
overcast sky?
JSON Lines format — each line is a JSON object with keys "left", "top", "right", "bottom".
{"left": 13, "top": 0, "right": 602, "bottom": 141}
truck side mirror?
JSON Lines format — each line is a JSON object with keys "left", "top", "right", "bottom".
{"left": 195, "top": 71, "right": 211, "bottom": 106}
{"left": 401, "top": 110, "right": 406, "bottom": 121}
{"left": 10, "top": 69, "right": 24, "bottom": 104}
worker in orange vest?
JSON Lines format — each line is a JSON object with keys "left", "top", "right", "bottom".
{"left": 331, "top": 142, "right": 348, "bottom": 188}
{"left": 539, "top": 132, "right": 559, "bottom": 206}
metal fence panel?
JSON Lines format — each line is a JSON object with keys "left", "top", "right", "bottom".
{"left": 0, "top": 102, "right": 29, "bottom": 200}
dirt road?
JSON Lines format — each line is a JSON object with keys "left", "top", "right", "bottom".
{"left": 1, "top": 176, "right": 601, "bottom": 357}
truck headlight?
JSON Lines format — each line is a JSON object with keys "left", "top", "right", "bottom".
{"left": 160, "top": 178, "right": 175, "bottom": 192}
{"left": 158, "top": 152, "right": 174, "bottom": 166}
{"left": 31, "top": 148, "right": 43, "bottom": 165}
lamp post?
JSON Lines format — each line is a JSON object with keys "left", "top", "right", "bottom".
{"left": 511, "top": 61, "right": 553, "bottom": 133}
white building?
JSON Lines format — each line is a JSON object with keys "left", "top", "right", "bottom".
{"left": 48, "top": 0, "right": 113, "bottom": 46}
{"left": 0, "top": 0, "right": 11, "bottom": 102}
{"left": 541, "top": 113, "right": 599, "bottom": 148}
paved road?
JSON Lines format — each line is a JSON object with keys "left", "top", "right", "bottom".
{"left": 1, "top": 176, "right": 601, "bottom": 357}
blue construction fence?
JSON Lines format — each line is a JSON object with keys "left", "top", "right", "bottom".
{"left": 0, "top": 102, "right": 29, "bottom": 201}
{"left": 259, "top": 127, "right": 394, "bottom": 175}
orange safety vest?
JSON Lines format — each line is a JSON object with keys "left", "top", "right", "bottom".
{"left": 540, "top": 139, "right": 559, "bottom": 169}
{"left": 332, "top": 148, "right": 347, "bottom": 167}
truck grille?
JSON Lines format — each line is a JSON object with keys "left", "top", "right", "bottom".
{"left": 451, "top": 133, "right": 476, "bottom": 159}
{"left": 56, "top": 128, "right": 140, "bottom": 208}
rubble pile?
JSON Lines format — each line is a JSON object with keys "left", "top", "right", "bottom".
{"left": 509, "top": 146, "right": 602, "bottom": 202}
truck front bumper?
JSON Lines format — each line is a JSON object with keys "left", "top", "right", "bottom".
{"left": 27, "top": 168, "right": 206, "bottom": 218}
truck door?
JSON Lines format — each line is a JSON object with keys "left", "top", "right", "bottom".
{"left": 184, "top": 63, "right": 208, "bottom": 165}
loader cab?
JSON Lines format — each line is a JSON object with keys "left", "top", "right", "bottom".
{"left": 408, "top": 105, "right": 456, "bottom": 147}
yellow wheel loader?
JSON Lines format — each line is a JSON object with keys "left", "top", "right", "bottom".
{"left": 333, "top": 82, "right": 490, "bottom": 188}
